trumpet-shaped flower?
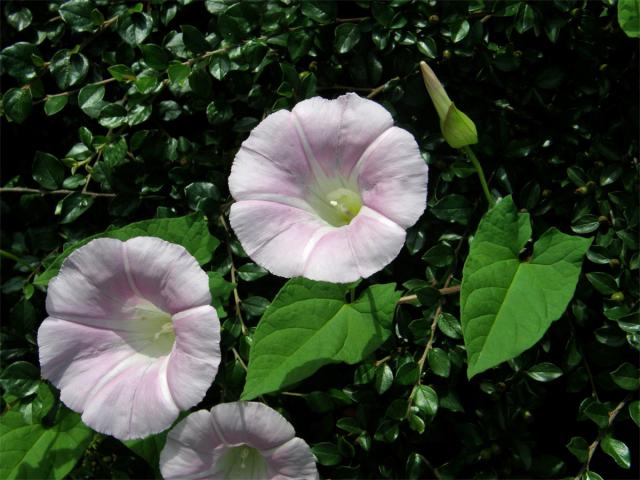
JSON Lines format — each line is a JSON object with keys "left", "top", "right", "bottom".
{"left": 37, "top": 237, "right": 221, "bottom": 440}
{"left": 228, "top": 93, "right": 428, "bottom": 283}
{"left": 160, "top": 401, "right": 318, "bottom": 480}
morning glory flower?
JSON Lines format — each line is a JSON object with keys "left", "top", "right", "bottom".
{"left": 160, "top": 401, "right": 318, "bottom": 480}
{"left": 37, "top": 237, "right": 221, "bottom": 440}
{"left": 228, "top": 93, "right": 428, "bottom": 283}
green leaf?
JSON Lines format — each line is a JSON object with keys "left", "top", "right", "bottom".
{"left": 422, "top": 243, "right": 454, "bottom": 267}
{"left": 181, "top": 25, "right": 210, "bottom": 54}
{"left": 461, "top": 196, "right": 592, "bottom": 378}
{"left": 412, "top": 385, "right": 438, "bottom": 417}
{"left": 236, "top": 263, "right": 268, "bottom": 282}
{"left": 0, "top": 407, "right": 93, "bottom": 480}
{"left": 618, "top": 0, "right": 640, "bottom": 38}
{"left": 0, "top": 361, "right": 39, "bottom": 398}
{"left": 334, "top": 23, "right": 361, "bottom": 54}
{"left": 108, "top": 64, "right": 136, "bottom": 82}
{"left": 167, "top": 61, "right": 191, "bottom": 85}
{"left": 3, "top": 87, "right": 32, "bottom": 124}
{"left": 526, "top": 362, "right": 563, "bottom": 382}
{"left": 609, "top": 362, "right": 639, "bottom": 390}
{"left": 50, "top": 50, "right": 89, "bottom": 89}
{"left": 374, "top": 364, "right": 394, "bottom": 394}
{"left": 32, "top": 152, "right": 64, "bottom": 189}
{"left": 427, "top": 348, "right": 451, "bottom": 378}
{"left": 395, "top": 362, "right": 420, "bottom": 385}
{"left": 36, "top": 214, "right": 219, "bottom": 286}
{"left": 184, "top": 181, "right": 220, "bottom": 213}
{"left": 312, "top": 442, "right": 341, "bottom": 466}
{"left": 242, "top": 279, "right": 400, "bottom": 399}
{"left": 584, "top": 472, "right": 604, "bottom": 480}
{"left": 5, "top": 4, "right": 32, "bottom": 31}
{"left": 566, "top": 436, "right": 589, "bottom": 463}
{"left": 601, "top": 435, "right": 631, "bottom": 469}
{"left": 58, "top": 193, "right": 94, "bottom": 224}
{"left": 98, "top": 103, "right": 128, "bottom": 128}
{"left": 118, "top": 12, "right": 153, "bottom": 45}
{"left": 430, "top": 194, "right": 473, "bottom": 225}
{"left": 586, "top": 272, "right": 618, "bottom": 295}
{"left": 77, "top": 84, "right": 106, "bottom": 118}
{"left": 301, "top": 1, "right": 336, "bottom": 23}
{"left": 209, "top": 55, "right": 230, "bottom": 80}
{"left": 44, "top": 95, "right": 68, "bottom": 116}
{"left": 451, "top": 19, "right": 470, "bottom": 43}
{"left": 417, "top": 38, "right": 438, "bottom": 59}
{"left": 59, "top": 0, "right": 96, "bottom": 32}
{"left": 123, "top": 432, "right": 167, "bottom": 476}
{"left": 0, "top": 42, "right": 38, "bottom": 83}
{"left": 140, "top": 44, "right": 169, "bottom": 70}
{"left": 515, "top": 3, "right": 536, "bottom": 34}
{"left": 628, "top": 401, "right": 639, "bottom": 427}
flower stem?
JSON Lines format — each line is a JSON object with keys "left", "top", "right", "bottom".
{"left": 462, "top": 145, "right": 495, "bottom": 208}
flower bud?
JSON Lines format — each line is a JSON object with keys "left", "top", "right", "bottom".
{"left": 419, "top": 61, "right": 478, "bottom": 148}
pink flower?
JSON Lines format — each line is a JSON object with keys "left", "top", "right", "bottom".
{"left": 229, "top": 93, "right": 428, "bottom": 283}
{"left": 160, "top": 401, "right": 318, "bottom": 480}
{"left": 37, "top": 237, "right": 221, "bottom": 440}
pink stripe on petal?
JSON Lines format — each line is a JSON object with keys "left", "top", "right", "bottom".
{"left": 354, "top": 126, "right": 428, "bottom": 228}
{"left": 38, "top": 317, "right": 134, "bottom": 411}
{"left": 46, "top": 238, "right": 136, "bottom": 324}
{"left": 229, "top": 109, "right": 311, "bottom": 201}
{"left": 160, "top": 410, "right": 222, "bottom": 479}
{"left": 266, "top": 437, "right": 319, "bottom": 480}
{"left": 303, "top": 207, "right": 406, "bottom": 282}
{"left": 230, "top": 200, "right": 328, "bottom": 278}
{"left": 123, "top": 237, "right": 211, "bottom": 314}
{"left": 81, "top": 353, "right": 175, "bottom": 439}
{"left": 291, "top": 93, "right": 393, "bottom": 178}
{"left": 208, "top": 402, "right": 295, "bottom": 450}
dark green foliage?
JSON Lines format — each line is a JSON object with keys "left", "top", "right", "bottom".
{"left": 1, "top": 1, "right": 637, "bottom": 479}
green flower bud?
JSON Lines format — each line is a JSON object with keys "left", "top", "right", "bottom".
{"left": 419, "top": 61, "right": 478, "bottom": 148}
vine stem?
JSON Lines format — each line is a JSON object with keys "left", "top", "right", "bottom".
{"left": 0, "top": 187, "right": 115, "bottom": 197}
{"left": 462, "top": 145, "right": 495, "bottom": 208}
{"left": 397, "top": 285, "right": 460, "bottom": 304}
{"left": 219, "top": 214, "right": 248, "bottom": 336}
{"left": 574, "top": 395, "right": 631, "bottom": 479}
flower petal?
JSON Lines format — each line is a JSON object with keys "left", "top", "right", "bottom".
{"left": 160, "top": 410, "right": 221, "bottom": 480}
{"left": 291, "top": 93, "right": 394, "bottom": 178}
{"left": 303, "top": 206, "right": 406, "bottom": 282}
{"left": 353, "top": 126, "right": 428, "bottom": 228}
{"left": 38, "top": 317, "right": 135, "bottom": 412}
{"left": 209, "top": 402, "right": 295, "bottom": 450}
{"left": 167, "top": 305, "right": 221, "bottom": 410}
{"left": 230, "top": 200, "right": 329, "bottom": 278}
{"left": 266, "top": 437, "right": 319, "bottom": 480}
{"left": 123, "top": 237, "right": 211, "bottom": 314}
{"left": 229, "top": 109, "right": 311, "bottom": 201}
{"left": 45, "top": 238, "right": 136, "bottom": 325}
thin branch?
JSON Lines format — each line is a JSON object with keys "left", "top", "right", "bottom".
{"left": 231, "top": 347, "right": 248, "bottom": 371}
{"left": 0, "top": 187, "right": 115, "bottom": 197}
{"left": 219, "top": 214, "right": 248, "bottom": 336}
{"left": 367, "top": 76, "right": 400, "bottom": 99}
{"left": 397, "top": 285, "right": 461, "bottom": 304}
{"left": 574, "top": 395, "right": 631, "bottom": 479}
